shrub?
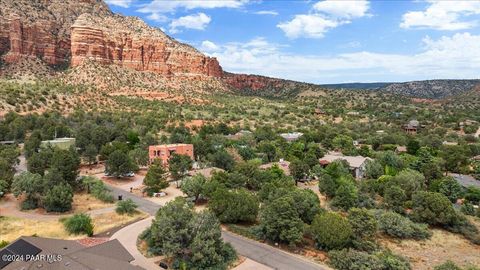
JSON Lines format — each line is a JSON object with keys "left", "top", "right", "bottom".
{"left": 331, "top": 178, "right": 358, "bottom": 211}
{"left": 384, "top": 185, "right": 407, "bottom": 213}
{"left": 348, "top": 208, "right": 377, "bottom": 240}
{"left": 311, "top": 212, "right": 353, "bottom": 250}
{"left": 376, "top": 250, "right": 411, "bottom": 270}
{"left": 259, "top": 196, "right": 304, "bottom": 245}
{"left": 465, "top": 187, "right": 480, "bottom": 204}
{"left": 64, "top": 213, "right": 94, "bottom": 236}
{"left": 290, "top": 189, "right": 322, "bottom": 224}
{"left": 388, "top": 169, "right": 424, "bottom": 199}
{"left": 43, "top": 183, "right": 74, "bottom": 213}
{"left": 411, "top": 191, "right": 458, "bottom": 226}
{"left": 328, "top": 249, "right": 383, "bottom": 270}
{"left": 377, "top": 211, "right": 431, "bottom": 240}
{"left": 0, "top": 240, "right": 9, "bottom": 249}
{"left": 86, "top": 178, "right": 114, "bottom": 203}
{"left": 116, "top": 199, "right": 138, "bottom": 215}
{"left": 434, "top": 261, "right": 462, "bottom": 270}
{"left": 447, "top": 215, "right": 480, "bottom": 245}
{"left": 0, "top": 180, "right": 8, "bottom": 198}
{"left": 460, "top": 203, "right": 476, "bottom": 216}
{"left": 209, "top": 188, "right": 259, "bottom": 223}
{"left": 328, "top": 249, "right": 411, "bottom": 270}
{"left": 432, "top": 177, "right": 464, "bottom": 203}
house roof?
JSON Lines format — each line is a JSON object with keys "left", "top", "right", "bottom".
{"left": 1, "top": 237, "right": 143, "bottom": 270}
{"left": 259, "top": 160, "right": 291, "bottom": 175}
{"left": 279, "top": 132, "right": 303, "bottom": 141}
{"left": 449, "top": 173, "right": 480, "bottom": 188}
{"left": 320, "top": 152, "right": 371, "bottom": 168}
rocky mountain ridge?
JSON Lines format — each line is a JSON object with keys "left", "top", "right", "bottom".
{"left": 379, "top": 79, "right": 480, "bottom": 99}
{"left": 0, "top": 0, "right": 478, "bottom": 101}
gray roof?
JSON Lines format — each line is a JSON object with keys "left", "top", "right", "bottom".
{"left": 1, "top": 237, "right": 143, "bottom": 270}
{"left": 320, "top": 152, "right": 371, "bottom": 168}
{"left": 449, "top": 173, "right": 480, "bottom": 188}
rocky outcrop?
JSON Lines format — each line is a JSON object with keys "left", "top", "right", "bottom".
{"left": 223, "top": 72, "right": 325, "bottom": 97}
{"left": 70, "top": 14, "right": 222, "bottom": 77}
{"left": 223, "top": 73, "right": 288, "bottom": 91}
{"left": 0, "top": 0, "right": 111, "bottom": 65}
{"left": 0, "top": 18, "right": 70, "bottom": 65}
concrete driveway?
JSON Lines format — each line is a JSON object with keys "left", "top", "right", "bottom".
{"left": 110, "top": 217, "right": 159, "bottom": 270}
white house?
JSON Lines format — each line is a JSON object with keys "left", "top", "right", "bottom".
{"left": 319, "top": 152, "right": 371, "bottom": 179}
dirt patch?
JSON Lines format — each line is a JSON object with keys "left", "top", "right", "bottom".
{"left": 380, "top": 228, "right": 480, "bottom": 269}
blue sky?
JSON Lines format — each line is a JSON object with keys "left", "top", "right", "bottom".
{"left": 105, "top": 0, "right": 480, "bottom": 84}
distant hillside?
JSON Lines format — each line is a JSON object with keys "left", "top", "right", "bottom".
{"left": 379, "top": 79, "right": 480, "bottom": 99}
{"left": 321, "top": 82, "right": 392, "bottom": 90}
{"left": 223, "top": 72, "right": 327, "bottom": 97}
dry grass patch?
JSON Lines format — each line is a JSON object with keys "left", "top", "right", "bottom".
{"left": 380, "top": 228, "right": 480, "bottom": 270}
{"left": 0, "top": 211, "right": 147, "bottom": 243}
{"left": 93, "top": 211, "right": 148, "bottom": 233}
{"left": 72, "top": 193, "right": 114, "bottom": 212}
{"left": 0, "top": 216, "right": 77, "bottom": 242}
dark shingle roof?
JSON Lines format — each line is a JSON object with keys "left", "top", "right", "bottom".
{"left": 0, "top": 237, "right": 144, "bottom": 270}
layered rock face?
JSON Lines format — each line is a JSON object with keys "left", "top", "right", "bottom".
{"left": 223, "top": 73, "right": 287, "bottom": 91}
{"left": 0, "top": 18, "right": 70, "bottom": 65}
{"left": 70, "top": 14, "right": 223, "bottom": 77}
{"left": 0, "top": 0, "right": 111, "bottom": 65}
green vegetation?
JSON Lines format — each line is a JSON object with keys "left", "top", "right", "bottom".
{"left": 311, "top": 212, "right": 353, "bottom": 250}
{"left": 64, "top": 213, "right": 94, "bottom": 236}
{"left": 141, "top": 198, "right": 236, "bottom": 269}
{"left": 1, "top": 76, "right": 480, "bottom": 270}
{"left": 143, "top": 159, "right": 168, "bottom": 195}
{"left": 83, "top": 176, "right": 114, "bottom": 203}
{"left": 116, "top": 199, "right": 138, "bottom": 215}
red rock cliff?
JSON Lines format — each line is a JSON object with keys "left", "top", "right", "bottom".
{"left": 0, "top": 0, "right": 111, "bottom": 65}
{"left": 70, "top": 14, "right": 223, "bottom": 77}
{"left": 0, "top": 18, "right": 70, "bottom": 65}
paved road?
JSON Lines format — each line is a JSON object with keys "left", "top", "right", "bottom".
{"left": 107, "top": 185, "right": 161, "bottom": 215}
{"left": 106, "top": 184, "right": 326, "bottom": 270}
{"left": 222, "top": 231, "right": 325, "bottom": 270}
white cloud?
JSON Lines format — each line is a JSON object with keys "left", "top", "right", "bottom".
{"left": 255, "top": 10, "right": 279, "bottom": 16}
{"left": 138, "top": 0, "right": 248, "bottom": 14}
{"left": 401, "top": 0, "right": 480, "bottom": 30}
{"left": 207, "top": 33, "right": 480, "bottom": 83}
{"left": 146, "top": 13, "right": 168, "bottom": 22}
{"left": 169, "top": 13, "right": 211, "bottom": 34}
{"left": 313, "top": 0, "right": 370, "bottom": 18}
{"left": 105, "top": 0, "right": 133, "bottom": 8}
{"left": 278, "top": 0, "right": 370, "bottom": 39}
{"left": 201, "top": 40, "right": 219, "bottom": 52}
{"left": 277, "top": 14, "right": 342, "bottom": 39}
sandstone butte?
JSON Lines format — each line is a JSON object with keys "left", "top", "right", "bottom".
{"left": 70, "top": 14, "right": 223, "bottom": 77}
{"left": 0, "top": 0, "right": 286, "bottom": 90}
{"left": 0, "top": 0, "right": 222, "bottom": 78}
{"left": 0, "top": 0, "right": 111, "bottom": 66}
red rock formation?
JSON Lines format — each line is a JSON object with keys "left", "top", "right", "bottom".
{"left": 223, "top": 73, "right": 287, "bottom": 90}
{"left": 0, "top": 18, "right": 69, "bottom": 65}
{"left": 0, "top": 0, "right": 111, "bottom": 66}
{"left": 70, "top": 14, "right": 222, "bottom": 77}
